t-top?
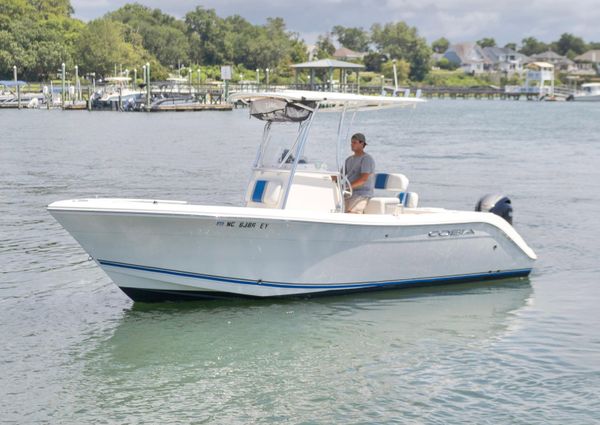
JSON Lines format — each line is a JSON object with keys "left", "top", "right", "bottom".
{"left": 344, "top": 153, "right": 375, "bottom": 197}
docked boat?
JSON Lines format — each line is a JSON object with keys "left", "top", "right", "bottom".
{"left": 48, "top": 91, "right": 536, "bottom": 301}
{"left": 568, "top": 83, "right": 600, "bottom": 101}
{"left": 0, "top": 80, "right": 43, "bottom": 108}
{"left": 94, "top": 77, "right": 140, "bottom": 109}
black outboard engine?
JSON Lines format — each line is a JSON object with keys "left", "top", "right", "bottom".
{"left": 475, "top": 194, "right": 513, "bottom": 225}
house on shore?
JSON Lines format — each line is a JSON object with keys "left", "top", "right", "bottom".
{"left": 333, "top": 47, "right": 367, "bottom": 61}
{"left": 527, "top": 51, "right": 576, "bottom": 73}
{"left": 482, "top": 47, "right": 528, "bottom": 76}
{"left": 442, "top": 43, "right": 528, "bottom": 76}
{"left": 443, "top": 42, "right": 490, "bottom": 74}
{"left": 573, "top": 50, "right": 600, "bottom": 75}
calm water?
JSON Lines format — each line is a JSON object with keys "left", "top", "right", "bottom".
{"left": 1, "top": 100, "right": 599, "bottom": 423}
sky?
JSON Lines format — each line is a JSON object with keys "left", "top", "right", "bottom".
{"left": 71, "top": 0, "right": 600, "bottom": 46}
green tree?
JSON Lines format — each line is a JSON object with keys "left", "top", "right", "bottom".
{"left": 552, "top": 33, "right": 587, "bottom": 58}
{"left": 381, "top": 59, "right": 410, "bottom": 82}
{"left": 504, "top": 42, "right": 517, "bottom": 51}
{"left": 476, "top": 38, "right": 496, "bottom": 48}
{"left": 519, "top": 37, "right": 548, "bottom": 56}
{"left": 370, "top": 21, "right": 432, "bottom": 81}
{"left": 431, "top": 37, "right": 449, "bottom": 53}
{"left": 436, "top": 57, "right": 459, "bottom": 70}
{"left": 107, "top": 4, "right": 190, "bottom": 68}
{"left": 226, "top": 14, "right": 255, "bottom": 66}
{"left": 225, "top": 15, "right": 306, "bottom": 71}
{"left": 28, "top": 0, "right": 73, "bottom": 17}
{"left": 185, "top": 6, "right": 233, "bottom": 65}
{"left": 76, "top": 18, "right": 162, "bottom": 78}
{"left": 363, "top": 52, "right": 386, "bottom": 72}
{"left": 331, "top": 25, "right": 370, "bottom": 52}
{"left": 315, "top": 33, "right": 335, "bottom": 59}
{"left": 0, "top": 0, "right": 82, "bottom": 80}
{"left": 289, "top": 36, "right": 308, "bottom": 64}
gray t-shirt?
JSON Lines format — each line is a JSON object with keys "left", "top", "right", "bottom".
{"left": 344, "top": 153, "right": 375, "bottom": 196}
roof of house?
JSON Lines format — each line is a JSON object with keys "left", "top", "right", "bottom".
{"left": 574, "top": 50, "right": 600, "bottom": 62}
{"left": 290, "top": 59, "right": 365, "bottom": 69}
{"left": 529, "top": 51, "right": 574, "bottom": 65}
{"left": 443, "top": 42, "right": 491, "bottom": 64}
{"left": 527, "top": 62, "right": 554, "bottom": 69}
{"left": 482, "top": 46, "right": 528, "bottom": 63}
{"left": 531, "top": 50, "right": 563, "bottom": 60}
{"left": 333, "top": 47, "right": 367, "bottom": 59}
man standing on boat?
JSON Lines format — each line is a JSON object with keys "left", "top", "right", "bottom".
{"left": 343, "top": 133, "right": 375, "bottom": 213}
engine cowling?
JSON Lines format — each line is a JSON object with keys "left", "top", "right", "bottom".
{"left": 475, "top": 194, "right": 513, "bottom": 225}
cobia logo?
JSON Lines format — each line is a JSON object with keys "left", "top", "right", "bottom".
{"left": 428, "top": 229, "right": 475, "bottom": 237}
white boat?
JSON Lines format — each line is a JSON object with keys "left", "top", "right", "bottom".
{"left": 98, "top": 77, "right": 140, "bottom": 103}
{"left": 571, "top": 83, "right": 600, "bottom": 101}
{"left": 48, "top": 90, "right": 536, "bottom": 301}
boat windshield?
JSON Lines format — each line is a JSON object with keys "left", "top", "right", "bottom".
{"left": 256, "top": 120, "right": 335, "bottom": 172}
{"left": 252, "top": 97, "right": 379, "bottom": 175}
{"left": 237, "top": 90, "right": 424, "bottom": 181}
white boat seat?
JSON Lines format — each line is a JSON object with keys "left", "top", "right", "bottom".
{"left": 399, "top": 192, "right": 419, "bottom": 208}
{"left": 364, "top": 197, "right": 400, "bottom": 215}
{"left": 249, "top": 180, "right": 282, "bottom": 208}
{"left": 373, "top": 173, "right": 418, "bottom": 208}
{"left": 374, "top": 173, "right": 409, "bottom": 192}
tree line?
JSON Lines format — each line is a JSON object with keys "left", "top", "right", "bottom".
{"left": 1, "top": 0, "right": 598, "bottom": 83}
{"left": 0, "top": 1, "right": 307, "bottom": 81}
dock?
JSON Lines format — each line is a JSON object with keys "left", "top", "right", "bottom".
{"left": 0, "top": 81, "right": 580, "bottom": 111}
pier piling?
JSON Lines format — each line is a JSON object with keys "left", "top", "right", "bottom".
{"left": 61, "top": 63, "right": 65, "bottom": 109}
{"left": 13, "top": 66, "right": 21, "bottom": 109}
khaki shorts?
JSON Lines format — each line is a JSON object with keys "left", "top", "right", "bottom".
{"left": 345, "top": 195, "right": 369, "bottom": 213}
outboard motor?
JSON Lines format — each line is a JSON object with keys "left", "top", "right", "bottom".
{"left": 475, "top": 194, "right": 513, "bottom": 225}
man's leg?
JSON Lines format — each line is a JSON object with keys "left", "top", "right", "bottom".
{"left": 345, "top": 195, "right": 369, "bottom": 213}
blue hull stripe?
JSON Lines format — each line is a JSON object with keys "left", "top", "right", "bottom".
{"left": 98, "top": 259, "right": 531, "bottom": 290}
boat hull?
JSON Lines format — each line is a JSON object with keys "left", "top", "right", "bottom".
{"left": 573, "top": 94, "right": 600, "bottom": 102}
{"left": 48, "top": 199, "right": 536, "bottom": 301}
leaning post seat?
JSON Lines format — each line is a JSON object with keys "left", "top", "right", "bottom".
{"left": 365, "top": 173, "right": 418, "bottom": 214}
{"left": 374, "top": 173, "right": 409, "bottom": 192}
{"left": 247, "top": 179, "right": 283, "bottom": 208}
{"left": 245, "top": 169, "right": 340, "bottom": 211}
{"left": 398, "top": 191, "right": 419, "bottom": 208}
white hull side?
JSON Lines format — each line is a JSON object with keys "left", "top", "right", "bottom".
{"left": 573, "top": 94, "right": 600, "bottom": 102}
{"left": 48, "top": 200, "right": 535, "bottom": 300}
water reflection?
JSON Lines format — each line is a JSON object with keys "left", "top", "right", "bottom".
{"left": 68, "top": 279, "right": 532, "bottom": 422}
{"left": 102, "top": 279, "right": 533, "bottom": 360}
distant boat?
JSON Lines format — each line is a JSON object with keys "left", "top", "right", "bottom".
{"left": 0, "top": 91, "right": 44, "bottom": 108}
{"left": 97, "top": 77, "right": 140, "bottom": 105}
{"left": 568, "top": 83, "right": 600, "bottom": 102}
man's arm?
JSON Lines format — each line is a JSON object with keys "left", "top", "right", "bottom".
{"left": 351, "top": 172, "right": 371, "bottom": 188}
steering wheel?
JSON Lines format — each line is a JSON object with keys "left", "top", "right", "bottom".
{"left": 341, "top": 174, "right": 353, "bottom": 198}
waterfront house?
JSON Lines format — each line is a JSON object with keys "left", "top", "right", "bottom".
{"left": 482, "top": 47, "right": 528, "bottom": 76}
{"left": 573, "top": 50, "right": 600, "bottom": 75}
{"left": 527, "top": 51, "right": 576, "bottom": 73}
{"left": 443, "top": 42, "right": 491, "bottom": 74}
{"left": 333, "top": 47, "right": 367, "bottom": 61}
